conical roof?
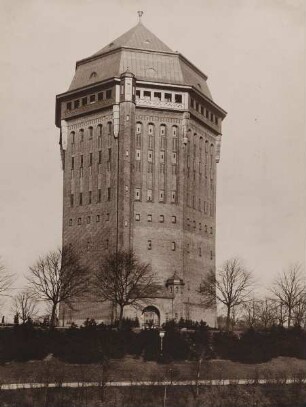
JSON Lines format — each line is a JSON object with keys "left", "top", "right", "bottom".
{"left": 93, "top": 22, "right": 173, "bottom": 56}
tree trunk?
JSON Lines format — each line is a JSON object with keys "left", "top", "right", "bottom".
{"left": 118, "top": 306, "right": 124, "bottom": 330}
{"left": 288, "top": 307, "right": 292, "bottom": 328}
{"left": 50, "top": 303, "right": 57, "bottom": 329}
{"left": 226, "top": 305, "right": 231, "bottom": 331}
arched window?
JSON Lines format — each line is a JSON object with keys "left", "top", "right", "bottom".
{"left": 70, "top": 131, "right": 75, "bottom": 144}
{"left": 88, "top": 126, "right": 93, "bottom": 140}
{"left": 97, "top": 124, "right": 102, "bottom": 148}
{"left": 79, "top": 129, "right": 84, "bottom": 143}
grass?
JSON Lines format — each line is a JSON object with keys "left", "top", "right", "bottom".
{"left": 0, "top": 356, "right": 305, "bottom": 385}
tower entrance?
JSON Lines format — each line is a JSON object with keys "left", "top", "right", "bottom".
{"left": 142, "top": 306, "right": 160, "bottom": 328}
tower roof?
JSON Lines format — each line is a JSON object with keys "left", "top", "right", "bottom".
{"left": 92, "top": 21, "right": 173, "bottom": 56}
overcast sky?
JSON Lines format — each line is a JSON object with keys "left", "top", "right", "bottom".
{"left": 0, "top": 0, "right": 305, "bottom": 304}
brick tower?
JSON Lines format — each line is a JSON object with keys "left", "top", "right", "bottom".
{"left": 55, "top": 16, "right": 226, "bottom": 327}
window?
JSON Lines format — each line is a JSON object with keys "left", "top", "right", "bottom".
{"left": 67, "top": 102, "right": 72, "bottom": 110}
{"left": 210, "top": 227, "right": 213, "bottom": 235}
{"left": 107, "top": 187, "right": 111, "bottom": 201}
{"left": 96, "top": 215, "right": 100, "bottom": 222}
{"left": 80, "top": 155, "right": 83, "bottom": 168}
{"left": 160, "top": 125, "right": 166, "bottom": 136}
{"left": 135, "top": 213, "right": 140, "bottom": 221}
{"left": 79, "top": 193, "right": 83, "bottom": 206}
{"left": 71, "top": 131, "right": 75, "bottom": 144}
{"left": 165, "top": 93, "right": 172, "bottom": 102}
{"left": 171, "top": 242, "right": 176, "bottom": 251}
{"left": 148, "top": 135, "right": 154, "bottom": 149}
{"left": 187, "top": 243, "right": 190, "bottom": 253}
{"left": 88, "top": 127, "right": 93, "bottom": 140}
{"left": 148, "top": 124, "right": 154, "bottom": 135}
{"left": 107, "top": 148, "right": 111, "bottom": 170}
{"left": 71, "top": 156, "right": 74, "bottom": 170}
{"left": 70, "top": 193, "right": 74, "bottom": 207}
{"left": 159, "top": 190, "right": 165, "bottom": 202}
{"left": 200, "top": 105, "right": 204, "bottom": 115}
{"left": 147, "top": 189, "right": 153, "bottom": 201}
{"left": 147, "top": 214, "right": 152, "bottom": 222}
{"left": 78, "top": 217, "right": 82, "bottom": 225}
{"left": 147, "top": 150, "right": 153, "bottom": 162}
{"left": 89, "top": 94, "right": 95, "bottom": 103}
{"left": 159, "top": 215, "right": 164, "bottom": 223}
{"left": 106, "top": 239, "right": 109, "bottom": 249}
{"left": 87, "top": 216, "right": 91, "bottom": 224}
{"left": 106, "top": 89, "right": 112, "bottom": 99}
{"left": 171, "top": 164, "right": 177, "bottom": 175}
{"left": 187, "top": 218, "right": 190, "bottom": 227}
{"left": 199, "top": 223, "right": 202, "bottom": 230}
{"left": 106, "top": 213, "right": 110, "bottom": 221}
{"left": 199, "top": 247, "right": 202, "bottom": 257}
{"left": 154, "top": 92, "right": 161, "bottom": 101}
{"left": 74, "top": 100, "right": 80, "bottom": 109}
{"left": 205, "top": 225, "right": 208, "bottom": 233}
{"left": 107, "top": 122, "right": 112, "bottom": 135}
{"left": 171, "top": 216, "right": 176, "bottom": 223}
{"left": 144, "top": 91, "right": 151, "bottom": 100}
{"left": 98, "top": 188, "right": 101, "bottom": 203}
{"left": 82, "top": 97, "right": 87, "bottom": 106}
{"left": 134, "top": 149, "right": 141, "bottom": 160}
{"left": 160, "top": 151, "right": 165, "bottom": 162}
{"left": 98, "top": 92, "right": 103, "bottom": 101}
{"left": 98, "top": 150, "right": 102, "bottom": 164}
{"left": 172, "top": 152, "right": 177, "bottom": 163}
{"left": 160, "top": 163, "right": 165, "bottom": 174}
{"left": 80, "top": 167, "right": 83, "bottom": 178}
{"left": 172, "top": 137, "right": 178, "bottom": 152}
{"left": 175, "top": 94, "right": 182, "bottom": 103}
{"left": 69, "top": 219, "right": 72, "bottom": 226}
{"left": 193, "top": 220, "right": 196, "bottom": 229}
{"left": 135, "top": 188, "right": 141, "bottom": 201}
{"left": 79, "top": 129, "right": 84, "bottom": 143}
{"left": 171, "top": 191, "right": 176, "bottom": 203}
{"left": 89, "top": 152, "right": 93, "bottom": 166}
{"left": 136, "top": 122, "right": 142, "bottom": 134}
{"left": 136, "top": 133, "right": 141, "bottom": 147}
{"left": 88, "top": 191, "right": 92, "bottom": 204}
{"left": 136, "top": 89, "right": 140, "bottom": 98}
{"left": 135, "top": 161, "right": 141, "bottom": 171}
{"left": 147, "top": 240, "right": 152, "bottom": 250}
{"left": 210, "top": 250, "right": 213, "bottom": 260}
{"left": 147, "top": 162, "right": 153, "bottom": 173}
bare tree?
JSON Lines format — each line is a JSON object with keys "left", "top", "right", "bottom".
{"left": 12, "top": 290, "right": 37, "bottom": 323}
{"left": 0, "top": 257, "right": 14, "bottom": 297}
{"left": 28, "top": 246, "right": 90, "bottom": 327}
{"left": 199, "top": 257, "right": 254, "bottom": 331}
{"left": 93, "top": 250, "right": 158, "bottom": 328}
{"left": 271, "top": 263, "right": 306, "bottom": 327}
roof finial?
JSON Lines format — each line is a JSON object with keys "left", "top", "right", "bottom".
{"left": 137, "top": 11, "right": 144, "bottom": 23}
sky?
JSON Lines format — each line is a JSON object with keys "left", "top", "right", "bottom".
{"left": 0, "top": 0, "right": 305, "bottom": 308}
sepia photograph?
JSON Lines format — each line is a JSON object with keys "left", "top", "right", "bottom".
{"left": 0, "top": 0, "right": 305, "bottom": 406}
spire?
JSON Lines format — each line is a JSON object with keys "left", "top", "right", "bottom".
{"left": 137, "top": 10, "right": 144, "bottom": 23}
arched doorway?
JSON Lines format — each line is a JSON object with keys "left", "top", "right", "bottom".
{"left": 142, "top": 306, "right": 160, "bottom": 328}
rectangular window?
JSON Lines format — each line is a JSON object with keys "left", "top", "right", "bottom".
{"left": 148, "top": 124, "right": 154, "bottom": 135}
{"left": 98, "top": 188, "right": 102, "bottom": 203}
{"left": 136, "top": 89, "right": 140, "bottom": 98}
{"left": 96, "top": 215, "right": 100, "bottom": 222}
{"left": 69, "top": 218, "right": 72, "bottom": 226}
{"left": 135, "top": 188, "right": 141, "bottom": 201}
{"left": 87, "top": 216, "right": 91, "bottom": 224}
{"left": 89, "top": 127, "right": 93, "bottom": 140}
{"left": 107, "top": 187, "right": 111, "bottom": 201}
{"left": 172, "top": 152, "right": 177, "bottom": 163}
{"left": 147, "top": 150, "right": 153, "bottom": 162}
{"left": 160, "top": 151, "right": 165, "bottom": 162}
{"left": 159, "top": 190, "right": 165, "bottom": 202}
{"left": 159, "top": 215, "right": 164, "bottom": 223}
{"left": 172, "top": 137, "right": 178, "bottom": 151}
{"left": 106, "top": 239, "right": 109, "bottom": 249}
{"left": 98, "top": 150, "right": 102, "bottom": 164}
{"left": 165, "top": 93, "right": 172, "bottom": 102}
{"left": 171, "top": 242, "right": 176, "bottom": 251}
{"left": 79, "top": 193, "right": 83, "bottom": 206}
{"left": 70, "top": 193, "right": 74, "bottom": 207}
{"left": 199, "top": 223, "right": 202, "bottom": 230}
{"left": 71, "top": 157, "right": 74, "bottom": 170}
{"left": 171, "top": 164, "right": 177, "bottom": 175}
{"left": 147, "top": 189, "right": 153, "bottom": 201}
{"left": 82, "top": 97, "right": 87, "bottom": 106}
{"left": 147, "top": 240, "right": 152, "bottom": 250}
{"left": 89, "top": 153, "right": 93, "bottom": 166}
{"left": 147, "top": 214, "right": 152, "bottom": 222}
{"left": 136, "top": 149, "right": 141, "bottom": 160}
{"left": 171, "top": 191, "right": 176, "bottom": 203}
{"left": 144, "top": 91, "right": 151, "bottom": 100}
{"left": 77, "top": 217, "right": 82, "bottom": 225}
{"left": 106, "top": 213, "right": 110, "bottom": 221}
{"left": 67, "top": 102, "right": 72, "bottom": 110}
{"left": 160, "top": 163, "right": 165, "bottom": 174}
{"left": 154, "top": 92, "right": 161, "bottom": 101}
{"left": 74, "top": 100, "right": 80, "bottom": 109}
{"left": 136, "top": 133, "right": 141, "bottom": 147}
{"left": 135, "top": 213, "right": 140, "bottom": 221}
{"left": 98, "top": 92, "right": 103, "bottom": 101}
{"left": 200, "top": 105, "right": 204, "bottom": 115}
{"left": 80, "top": 155, "right": 83, "bottom": 168}
{"left": 106, "top": 89, "right": 112, "bottom": 99}
{"left": 171, "top": 216, "right": 176, "bottom": 223}
{"left": 136, "top": 123, "right": 142, "bottom": 133}
{"left": 89, "top": 94, "right": 96, "bottom": 103}
{"left": 175, "top": 94, "right": 182, "bottom": 103}
{"left": 198, "top": 247, "right": 202, "bottom": 257}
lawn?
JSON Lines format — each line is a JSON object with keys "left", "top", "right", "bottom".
{"left": 0, "top": 356, "right": 305, "bottom": 385}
